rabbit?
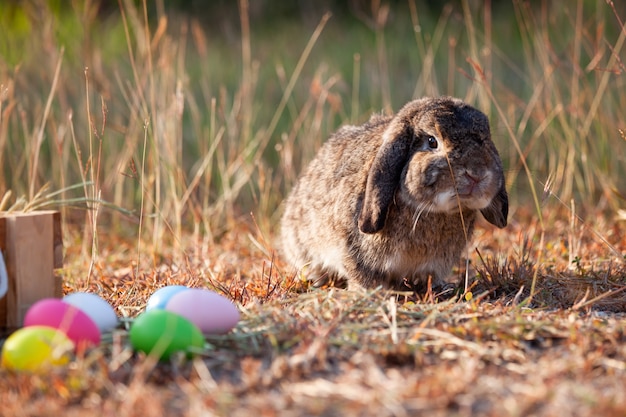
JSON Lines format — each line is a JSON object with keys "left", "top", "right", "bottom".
{"left": 280, "top": 96, "right": 508, "bottom": 292}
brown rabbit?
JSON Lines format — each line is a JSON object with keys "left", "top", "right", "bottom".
{"left": 280, "top": 97, "right": 508, "bottom": 291}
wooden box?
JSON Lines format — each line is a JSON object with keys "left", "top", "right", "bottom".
{"left": 0, "top": 211, "right": 63, "bottom": 329}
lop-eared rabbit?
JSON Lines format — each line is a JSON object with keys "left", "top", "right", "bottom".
{"left": 280, "top": 97, "right": 508, "bottom": 291}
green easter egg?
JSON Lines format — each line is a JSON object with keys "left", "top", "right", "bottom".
{"left": 129, "top": 310, "right": 205, "bottom": 361}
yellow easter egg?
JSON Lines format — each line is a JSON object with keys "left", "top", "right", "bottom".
{"left": 1, "top": 326, "right": 74, "bottom": 372}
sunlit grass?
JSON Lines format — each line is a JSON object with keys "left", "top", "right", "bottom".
{"left": 1, "top": 1, "right": 624, "bottom": 242}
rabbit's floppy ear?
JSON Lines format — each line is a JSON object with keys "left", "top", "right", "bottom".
{"left": 480, "top": 185, "right": 508, "bottom": 228}
{"left": 358, "top": 122, "right": 412, "bottom": 234}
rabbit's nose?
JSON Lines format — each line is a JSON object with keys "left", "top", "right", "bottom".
{"left": 457, "top": 172, "right": 482, "bottom": 195}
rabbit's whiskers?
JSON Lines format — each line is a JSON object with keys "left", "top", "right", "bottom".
{"left": 412, "top": 202, "right": 432, "bottom": 232}
{"left": 445, "top": 154, "right": 471, "bottom": 244}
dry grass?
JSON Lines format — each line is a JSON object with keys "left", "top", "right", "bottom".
{"left": 2, "top": 210, "right": 626, "bottom": 416}
{"left": 1, "top": 0, "right": 626, "bottom": 415}
{"left": 0, "top": 211, "right": 626, "bottom": 416}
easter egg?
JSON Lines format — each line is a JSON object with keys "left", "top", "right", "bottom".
{"left": 129, "top": 309, "right": 205, "bottom": 361}
{"left": 24, "top": 298, "right": 101, "bottom": 349}
{"left": 145, "top": 285, "right": 189, "bottom": 311}
{"left": 63, "top": 292, "right": 118, "bottom": 332}
{"left": 165, "top": 289, "right": 239, "bottom": 334}
{"left": 1, "top": 326, "right": 74, "bottom": 371}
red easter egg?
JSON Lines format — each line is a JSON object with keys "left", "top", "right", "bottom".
{"left": 24, "top": 298, "right": 101, "bottom": 350}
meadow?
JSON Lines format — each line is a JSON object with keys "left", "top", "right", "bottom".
{"left": 1, "top": 0, "right": 626, "bottom": 415}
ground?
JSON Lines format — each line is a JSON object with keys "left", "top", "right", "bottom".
{"left": 1, "top": 209, "right": 625, "bottom": 416}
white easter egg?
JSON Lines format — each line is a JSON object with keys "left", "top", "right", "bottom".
{"left": 63, "top": 292, "right": 118, "bottom": 332}
{"left": 165, "top": 289, "right": 239, "bottom": 334}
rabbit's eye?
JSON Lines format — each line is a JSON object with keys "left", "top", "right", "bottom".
{"left": 427, "top": 136, "right": 438, "bottom": 149}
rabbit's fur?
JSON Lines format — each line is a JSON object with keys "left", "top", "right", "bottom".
{"left": 280, "top": 97, "right": 508, "bottom": 291}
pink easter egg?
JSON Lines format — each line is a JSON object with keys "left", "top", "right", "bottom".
{"left": 165, "top": 289, "right": 239, "bottom": 334}
{"left": 24, "top": 298, "right": 101, "bottom": 349}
